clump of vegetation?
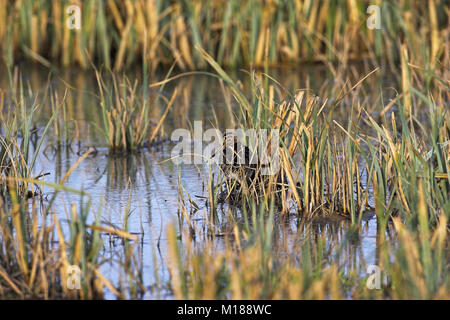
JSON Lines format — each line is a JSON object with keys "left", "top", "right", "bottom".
{"left": 194, "top": 44, "right": 449, "bottom": 224}
{"left": 0, "top": 71, "right": 54, "bottom": 198}
{"left": 0, "top": 78, "right": 144, "bottom": 299}
{"left": 171, "top": 45, "right": 449, "bottom": 299}
{"left": 95, "top": 70, "right": 176, "bottom": 153}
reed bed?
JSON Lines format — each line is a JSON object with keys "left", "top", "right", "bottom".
{"left": 0, "top": 182, "right": 144, "bottom": 299}
{"left": 0, "top": 70, "right": 54, "bottom": 197}
{"left": 189, "top": 47, "right": 449, "bottom": 225}
{"left": 0, "top": 61, "right": 448, "bottom": 298}
{"left": 0, "top": 1, "right": 448, "bottom": 299}
{"left": 0, "top": 75, "right": 144, "bottom": 299}
{"left": 167, "top": 197, "right": 449, "bottom": 299}
{"left": 0, "top": 0, "right": 448, "bottom": 72}
{"left": 168, "top": 45, "right": 449, "bottom": 299}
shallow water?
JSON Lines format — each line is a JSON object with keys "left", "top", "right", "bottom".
{"left": 1, "top": 62, "right": 400, "bottom": 299}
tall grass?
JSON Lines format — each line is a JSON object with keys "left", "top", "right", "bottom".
{"left": 95, "top": 69, "right": 176, "bottom": 153}
{"left": 193, "top": 43, "right": 449, "bottom": 221}
{"left": 166, "top": 45, "right": 449, "bottom": 299}
{"left": 0, "top": 179, "right": 142, "bottom": 299}
{"left": 0, "top": 77, "right": 144, "bottom": 299}
{"left": 190, "top": 48, "right": 378, "bottom": 222}
{"left": 168, "top": 187, "right": 449, "bottom": 299}
{"left": 0, "top": 1, "right": 447, "bottom": 72}
{"left": 0, "top": 71, "right": 55, "bottom": 197}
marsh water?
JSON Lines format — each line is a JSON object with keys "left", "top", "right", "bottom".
{"left": 1, "top": 62, "right": 400, "bottom": 299}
